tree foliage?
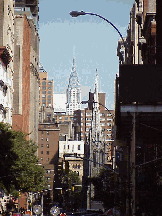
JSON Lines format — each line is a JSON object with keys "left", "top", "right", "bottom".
{"left": 56, "top": 169, "right": 82, "bottom": 211}
{"left": 0, "top": 122, "right": 46, "bottom": 195}
{"left": 92, "top": 167, "right": 116, "bottom": 210}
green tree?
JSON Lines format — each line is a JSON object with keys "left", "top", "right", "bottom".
{"left": 0, "top": 122, "right": 46, "bottom": 195}
{"left": 92, "top": 167, "right": 116, "bottom": 210}
{"left": 59, "top": 169, "right": 82, "bottom": 211}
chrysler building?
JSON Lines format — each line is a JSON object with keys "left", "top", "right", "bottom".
{"left": 66, "top": 58, "right": 81, "bottom": 115}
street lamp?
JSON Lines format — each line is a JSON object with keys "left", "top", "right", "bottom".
{"left": 69, "top": 11, "right": 125, "bottom": 46}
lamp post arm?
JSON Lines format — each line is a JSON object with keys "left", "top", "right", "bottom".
{"left": 85, "top": 12, "right": 125, "bottom": 45}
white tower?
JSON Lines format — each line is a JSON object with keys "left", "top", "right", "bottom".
{"left": 66, "top": 58, "right": 81, "bottom": 115}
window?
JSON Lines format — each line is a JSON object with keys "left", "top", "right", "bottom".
{"left": 42, "top": 81, "right": 46, "bottom": 86}
{"left": 41, "top": 137, "right": 43, "bottom": 140}
{"left": 42, "top": 86, "right": 46, "bottom": 90}
{"left": 46, "top": 158, "right": 49, "bottom": 162}
{"left": 48, "top": 87, "right": 51, "bottom": 90}
{"left": 78, "top": 145, "right": 81, "bottom": 150}
{"left": 68, "top": 145, "right": 69, "bottom": 149}
{"left": 48, "top": 100, "right": 51, "bottom": 104}
{"left": 48, "top": 91, "right": 51, "bottom": 94}
{"left": 47, "top": 114, "right": 51, "bottom": 119}
{"left": 46, "top": 138, "right": 49, "bottom": 142}
{"left": 86, "top": 123, "right": 91, "bottom": 126}
{"left": 41, "top": 131, "right": 43, "bottom": 134}
{"left": 78, "top": 164, "right": 81, "bottom": 169}
{"left": 40, "top": 157, "right": 43, "bottom": 161}
{"left": 48, "top": 95, "right": 51, "bottom": 99}
{"left": 65, "top": 117, "right": 68, "bottom": 120}
{"left": 42, "top": 94, "right": 46, "bottom": 98}
{"left": 47, "top": 144, "right": 49, "bottom": 148}
{"left": 48, "top": 82, "right": 52, "bottom": 86}
{"left": 70, "top": 117, "right": 73, "bottom": 120}
{"left": 41, "top": 144, "right": 43, "bottom": 148}
{"left": 42, "top": 103, "right": 45, "bottom": 107}
{"left": 46, "top": 170, "right": 51, "bottom": 174}
{"left": 42, "top": 91, "right": 46, "bottom": 94}
{"left": 47, "top": 131, "right": 49, "bottom": 135}
{"left": 47, "top": 177, "right": 50, "bottom": 181}
{"left": 100, "top": 118, "right": 105, "bottom": 121}
{"left": 64, "top": 145, "right": 65, "bottom": 150}
{"left": 107, "top": 129, "right": 111, "bottom": 131}
{"left": 107, "top": 119, "right": 112, "bottom": 122}
{"left": 41, "top": 151, "right": 43, "bottom": 154}
{"left": 47, "top": 151, "right": 49, "bottom": 155}
{"left": 86, "top": 112, "right": 92, "bottom": 116}
{"left": 86, "top": 118, "right": 91, "bottom": 121}
{"left": 59, "top": 116, "right": 62, "bottom": 120}
{"left": 42, "top": 99, "right": 46, "bottom": 103}
{"left": 44, "top": 125, "right": 46, "bottom": 128}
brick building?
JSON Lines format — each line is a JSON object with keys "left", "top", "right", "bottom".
{"left": 39, "top": 65, "right": 53, "bottom": 108}
{"left": 38, "top": 122, "right": 60, "bottom": 197}
{"left": 13, "top": 8, "right": 39, "bottom": 145}
{"left": 74, "top": 92, "right": 114, "bottom": 165}
{"left": 54, "top": 114, "right": 74, "bottom": 140}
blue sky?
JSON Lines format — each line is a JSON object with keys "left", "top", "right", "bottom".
{"left": 39, "top": 0, "right": 135, "bottom": 109}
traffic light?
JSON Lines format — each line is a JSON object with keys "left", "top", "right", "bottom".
{"left": 65, "top": 161, "right": 69, "bottom": 174}
{"left": 72, "top": 184, "right": 75, "bottom": 192}
{"left": 57, "top": 161, "right": 63, "bottom": 176}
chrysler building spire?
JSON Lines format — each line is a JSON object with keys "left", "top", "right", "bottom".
{"left": 66, "top": 58, "right": 81, "bottom": 115}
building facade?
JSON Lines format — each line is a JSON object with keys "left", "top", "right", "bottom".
{"left": 59, "top": 140, "right": 84, "bottom": 181}
{"left": 38, "top": 122, "right": 60, "bottom": 198}
{"left": 115, "top": 1, "right": 162, "bottom": 215}
{"left": 39, "top": 64, "right": 53, "bottom": 108}
{"left": 0, "top": 0, "right": 15, "bottom": 125}
{"left": 53, "top": 93, "right": 66, "bottom": 114}
{"left": 13, "top": 7, "right": 39, "bottom": 146}
{"left": 74, "top": 97, "right": 114, "bottom": 166}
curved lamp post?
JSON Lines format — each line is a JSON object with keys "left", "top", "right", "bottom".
{"left": 69, "top": 11, "right": 125, "bottom": 46}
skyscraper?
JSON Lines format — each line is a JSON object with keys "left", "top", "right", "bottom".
{"left": 66, "top": 58, "right": 81, "bottom": 115}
